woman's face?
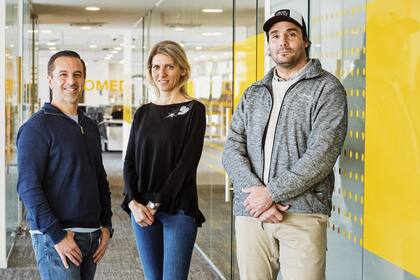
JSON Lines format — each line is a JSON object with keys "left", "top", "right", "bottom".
{"left": 151, "top": 53, "right": 184, "bottom": 94}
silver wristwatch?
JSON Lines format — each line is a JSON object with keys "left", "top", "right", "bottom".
{"left": 147, "top": 201, "right": 161, "bottom": 210}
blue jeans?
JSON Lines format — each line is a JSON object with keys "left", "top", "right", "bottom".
{"left": 31, "top": 230, "right": 101, "bottom": 280}
{"left": 131, "top": 211, "right": 198, "bottom": 280}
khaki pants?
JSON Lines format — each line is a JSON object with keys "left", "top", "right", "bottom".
{"left": 235, "top": 213, "right": 328, "bottom": 280}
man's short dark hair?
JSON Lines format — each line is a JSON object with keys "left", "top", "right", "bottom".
{"left": 47, "top": 50, "right": 86, "bottom": 78}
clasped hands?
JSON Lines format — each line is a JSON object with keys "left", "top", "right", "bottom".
{"left": 129, "top": 200, "right": 156, "bottom": 228}
{"left": 54, "top": 228, "right": 111, "bottom": 269}
{"left": 243, "top": 186, "right": 289, "bottom": 223}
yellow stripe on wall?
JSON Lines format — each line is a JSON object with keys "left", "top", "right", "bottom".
{"left": 365, "top": 0, "right": 420, "bottom": 276}
{"left": 233, "top": 33, "right": 265, "bottom": 108}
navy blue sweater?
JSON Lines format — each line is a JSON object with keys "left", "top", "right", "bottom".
{"left": 16, "top": 103, "right": 112, "bottom": 244}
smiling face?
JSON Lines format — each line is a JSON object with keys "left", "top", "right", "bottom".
{"left": 268, "top": 21, "right": 308, "bottom": 71}
{"left": 48, "top": 56, "right": 85, "bottom": 109}
{"left": 150, "top": 53, "right": 185, "bottom": 94}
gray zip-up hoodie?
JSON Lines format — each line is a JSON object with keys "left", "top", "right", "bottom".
{"left": 222, "top": 59, "right": 348, "bottom": 216}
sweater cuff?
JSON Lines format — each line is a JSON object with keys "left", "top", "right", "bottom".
{"left": 267, "top": 181, "right": 283, "bottom": 203}
{"left": 46, "top": 224, "right": 66, "bottom": 244}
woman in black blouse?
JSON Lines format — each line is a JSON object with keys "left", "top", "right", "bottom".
{"left": 122, "top": 40, "right": 206, "bottom": 280}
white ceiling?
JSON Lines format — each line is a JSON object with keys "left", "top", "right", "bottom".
{"left": 32, "top": 0, "right": 262, "bottom": 64}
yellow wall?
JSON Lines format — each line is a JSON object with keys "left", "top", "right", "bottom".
{"left": 365, "top": 0, "right": 420, "bottom": 276}
{"left": 233, "top": 33, "right": 265, "bottom": 108}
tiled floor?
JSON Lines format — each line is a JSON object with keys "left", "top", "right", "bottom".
{"left": 0, "top": 152, "right": 220, "bottom": 280}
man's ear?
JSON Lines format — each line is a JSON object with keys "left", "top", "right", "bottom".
{"left": 304, "top": 38, "right": 310, "bottom": 48}
{"left": 48, "top": 75, "right": 53, "bottom": 89}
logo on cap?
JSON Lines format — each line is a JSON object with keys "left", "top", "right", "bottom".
{"left": 276, "top": 10, "right": 290, "bottom": 17}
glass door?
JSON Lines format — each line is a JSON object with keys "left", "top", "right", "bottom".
{"left": 135, "top": 1, "right": 235, "bottom": 278}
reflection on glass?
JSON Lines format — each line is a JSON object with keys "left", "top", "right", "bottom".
{"left": 310, "top": 0, "right": 366, "bottom": 279}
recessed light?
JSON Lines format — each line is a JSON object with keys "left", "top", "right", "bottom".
{"left": 104, "top": 57, "right": 111, "bottom": 60}
{"left": 202, "top": 9, "right": 223, "bottom": 13}
{"left": 89, "top": 44, "right": 97, "bottom": 48}
{"left": 111, "top": 51, "right": 118, "bottom": 54}
{"left": 175, "top": 27, "right": 184, "bottom": 31}
{"left": 49, "top": 47, "right": 57, "bottom": 50}
{"left": 119, "top": 43, "right": 125, "bottom": 47}
{"left": 114, "top": 47, "right": 122, "bottom": 50}
{"left": 81, "top": 26, "right": 92, "bottom": 30}
{"left": 46, "top": 42, "right": 56, "bottom": 46}
{"left": 9, "top": 44, "right": 14, "bottom": 48}
{"left": 202, "top": 32, "right": 222, "bottom": 36}
{"left": 41, "top": 30, "right": 52, "bottom": 34}
{"left": 86, "top": 7, "right": 100, "bottom": 11}
{"left": 131, "top": 45, "right": 136, "bottom": 48}
{"left": 195, "top": 46, "right": 202, "bottom": 50}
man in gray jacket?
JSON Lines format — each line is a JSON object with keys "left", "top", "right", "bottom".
{"left": 222, "top": 9, "right": 347, "bottom": 280}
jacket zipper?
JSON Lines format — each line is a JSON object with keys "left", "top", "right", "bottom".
{"left": 44, "top": 110, "right": 86, "bottom": 135}
{"left": 263, "top": 77, "right": 305, "bottom": 183}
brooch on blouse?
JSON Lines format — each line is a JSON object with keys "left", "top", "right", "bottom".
{"left": 165, "top": 104, "right": 192, "bottom": 119}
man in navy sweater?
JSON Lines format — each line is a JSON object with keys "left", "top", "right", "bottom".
{"left": 17, "top": 50, "right": 113, "bottom": 280}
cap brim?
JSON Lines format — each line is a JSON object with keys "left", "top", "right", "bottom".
{"left": 263, "top": 15, "right": 302, "bottom": 32}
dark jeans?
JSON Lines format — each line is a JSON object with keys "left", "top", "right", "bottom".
{"left": 31, "top": 230, "right": 101, "bottom": 280}
{"left": 131, "top": 211, "right": 198, "bottom": 280}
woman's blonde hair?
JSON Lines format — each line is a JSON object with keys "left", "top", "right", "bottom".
{"left": 147, "top": 40, "right": 191, "bottom": 97}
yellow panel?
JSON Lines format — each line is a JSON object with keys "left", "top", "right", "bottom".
{"left": 187, "top": 80, "right": 195, "bottom": 98}
{"left": 233, "top": 33, "right": 265, "bottom": 108}
{"left": 365, "top": 0, "right": 420, "bottom": 276}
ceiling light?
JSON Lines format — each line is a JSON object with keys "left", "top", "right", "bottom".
{"left": 119, "top": 43, "right": 125, "bottom": 47}
{"left": 81, "top": 26, "right": 92, "bottom": 30}
{"left": 155, "top": 0, "right": 164, "bottom": 7}
{"left": 114, "top": 47, "right": 122, "bottom": 50}
{"left": 41, "top": 30, "right": 52, "bottom": 34}
{"left": 104, "top": 57, "right": 111, "bottom": 60}
{"left": 49, "top": 47, "right": 57, "bottom": 50}
{"left": 175, "top": 27, "right": 184, "bottom": 31}
{"left": 202, "top": 32, "right": 222, "bottom": 36}
{"left": 202, "top": 9, "right": 223, "bottom": 13}
{"left": 86, "top": 7, "right": 100, "bottom": 11}
{"left": 131, "top": 45, "right": 136, "bottom": 48}
{"left": 89, "top": 44, "right": 97, "bottom": 48}
{"left": 46, "top": 42, "right": 56, "bottom": 46}
{"left": 9, "top": 44, "right": 14, "bottom": 48}
{"left": 195, "top": 46, "right": 202, "bottom": 50}
{"left": 111, "top": 51, "right": 118, "bottom": 54}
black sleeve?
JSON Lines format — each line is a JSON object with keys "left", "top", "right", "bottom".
{"left": 155, "top": 102, "right": 206, "bottom": 206}
{"left": 122, "top": 110, "right": 140, "bottom": 214}
{"left": 95, "top": 124, "right": 113, "bottom": 227}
